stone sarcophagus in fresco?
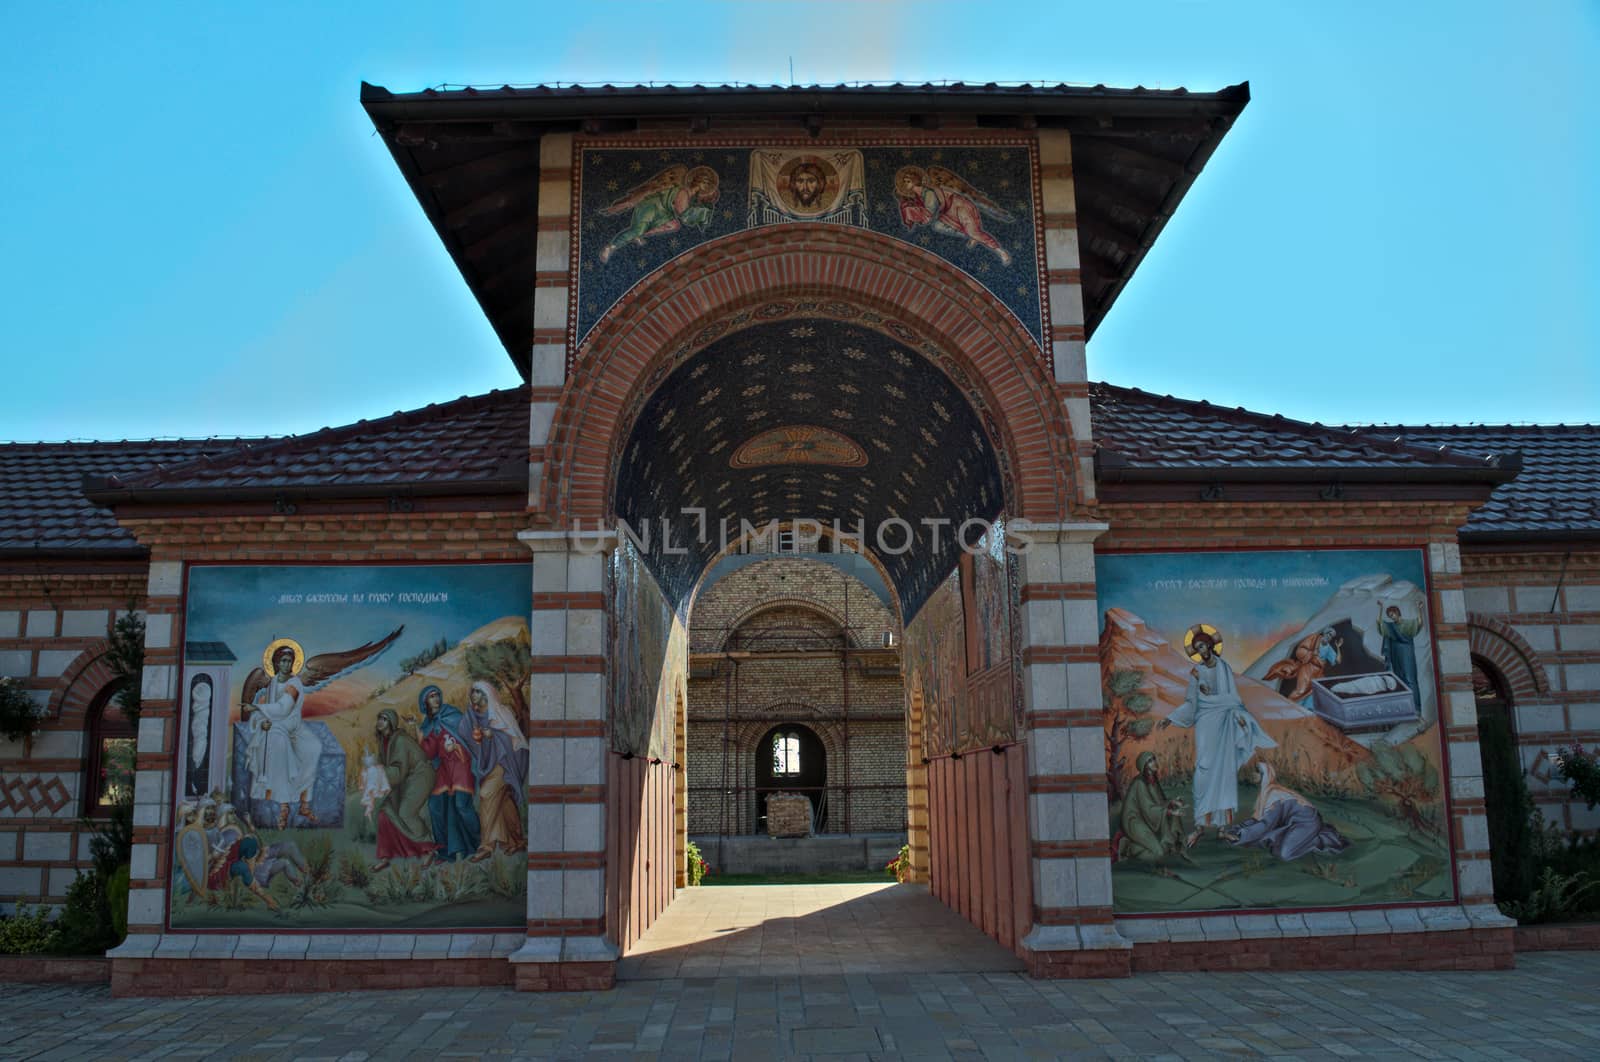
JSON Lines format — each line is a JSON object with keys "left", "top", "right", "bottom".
{"left": 1309, "top": 671, "right": 1420, "bottom": 732}
{"left": 1095, "top": 548, "right": 1452, "bottom": 916}
{"left": 170, "top": 562, "right": 531, "bottom": 932}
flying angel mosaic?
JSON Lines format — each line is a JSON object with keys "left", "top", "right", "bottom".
{"left": 597, "top": 164, "right": 720, "bottom": 263}
{"left": 894, "top": 165, "right": 1015, "bottom": 265}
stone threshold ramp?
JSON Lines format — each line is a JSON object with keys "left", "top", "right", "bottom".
{"left": 618, "top": 882, "right": 1025, "bottom": 980}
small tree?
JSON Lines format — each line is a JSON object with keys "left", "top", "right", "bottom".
{"left": 0, "top": 676, "right": 43, "bottom": 743}
{"left": 1103, "top": 668, "right": 1154, "bottom": 804}
{"left": 105, "top": 604, "right": 145, "bottom": 726}
{"left": 466, "top": 634, "right": 532, "bottom": 719}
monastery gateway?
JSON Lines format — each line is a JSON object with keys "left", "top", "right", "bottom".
{"left": 2, "top": 80, "right": 1597, "bottom": 994}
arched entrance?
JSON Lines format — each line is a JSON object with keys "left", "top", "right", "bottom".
{"left": 756, "top": 723, "right": 827, "bottom": 831}
{"left": 530, "top": 224, "right": 1088, "bottom": 978}
{"left": 1473, "top": 655, "right": 1533, "bottom": 903}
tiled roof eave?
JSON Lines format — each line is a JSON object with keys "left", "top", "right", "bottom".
{"left": 81, "top": 476, "right": 527, "bottom": 508}
{"left": 1095, "top": 453, "right": 1519, "bottom": 485}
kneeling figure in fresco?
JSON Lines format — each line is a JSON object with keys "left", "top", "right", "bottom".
{"left": 1114, "top": 751, "right": 1190, "bottom": 864}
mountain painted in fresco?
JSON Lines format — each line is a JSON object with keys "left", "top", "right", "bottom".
{"left": 1099, "top": 607, "right": 1370, "bottom": 785}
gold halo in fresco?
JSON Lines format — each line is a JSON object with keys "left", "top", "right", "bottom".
{"left": 262, "top": 637, "right": 304, "bottom": 676}
{"left": 730, "top": 425, "right": 868, "bottom": 469}
{"left": 1183, "top": 623, "right": 1222, "bottom": 662}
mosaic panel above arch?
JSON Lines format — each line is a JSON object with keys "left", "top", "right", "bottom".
{"left": 573, "top": 139, "right": 1045, "bottom": 351}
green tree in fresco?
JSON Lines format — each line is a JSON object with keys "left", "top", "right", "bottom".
{"left": 1104, "top": 668, "right": 1155, "bottom": 804}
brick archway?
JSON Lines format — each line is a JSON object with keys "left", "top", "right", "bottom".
{"left": 540, "top": 225, "right": 1078, "bottom": 528}
{"left": 1468, "top": 612, "right": 1552, "bottom": 702}
{"left": 45, "top": 639, "right": 118, "bottom": 725}
{"left": 717, "top": 599, "right": 848, "bottom": 652}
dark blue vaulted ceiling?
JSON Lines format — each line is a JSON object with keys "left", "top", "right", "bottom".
{"left": 614, "top": 316, "right": 1004, "bottom": 619}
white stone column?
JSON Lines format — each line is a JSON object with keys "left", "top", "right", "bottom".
{"left": 511, "top": 529, "right": 617, "bottom": 979}
{"left": 1012, "top": 521, "right": 1132, "bottom": 973}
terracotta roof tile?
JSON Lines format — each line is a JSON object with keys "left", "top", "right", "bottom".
{"left": 1089, "top": 384, "right": 1506, "bottom": 477}
{"left": 100, "top": 387, "right": 529, "bottom": 496}
{"left": 1357, "top": 425, "right": 1600, "bottom": 538}
{"left": 0, "top": 438, "right": 251, "bottom": 553}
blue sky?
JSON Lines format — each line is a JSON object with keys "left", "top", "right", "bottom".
{"left": 2, "top": 1, "right": 1594, "bottom": 442}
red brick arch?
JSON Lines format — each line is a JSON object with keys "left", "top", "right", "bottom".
{"left": 719, "top": 599, "right": 848, "bottom": 651}
{"left": 541, "top": 225, "right": 1077, "bottom": 527}
{"left": 1468, "top": 612, "right": 1552, "bottom": 702}
{"left": 45, "top": 639, "right": 119, "bottom": 725}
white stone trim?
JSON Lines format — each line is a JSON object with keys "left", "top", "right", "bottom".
{"left": 108, "top": 932, "right": 527, "bottom": 960}
{"left": 1113, "top": 904, "right": 1513, "bottom": 943}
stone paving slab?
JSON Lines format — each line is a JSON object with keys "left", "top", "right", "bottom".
{"left": 2, "top": 952, "right": 1599, "bottom": 1059}
{"left": 619, "top": 883, "right": 1026, "bottom": 978}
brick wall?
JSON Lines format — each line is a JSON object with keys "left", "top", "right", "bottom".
{"left": 686, "top": 557, "right": 906, "bottom": 837}
{"left": 0, "top": 565, "right": 146, "bottom": 912}
{"left": 1461, "top": 546, "right": 1600, "bottom": 830}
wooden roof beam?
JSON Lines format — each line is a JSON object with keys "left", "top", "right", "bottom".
{"left": 419, "top": 145, "right": 543, "bottom": 189}
{"left": 1075, "top": 137, "right": 1188, "bottom": 179}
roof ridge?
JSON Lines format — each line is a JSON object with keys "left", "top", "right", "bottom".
{"left": 1089, "top": 381, "right": 1505, "bottom": 470}
{"left": 1351, "top": 422, "right": 1600, "bottom": 434}
{"left": 0, "top": 436, "right": 269, "bottom": 451}
{"left": 102, "top": 385, "right": 529, "bottom": 492}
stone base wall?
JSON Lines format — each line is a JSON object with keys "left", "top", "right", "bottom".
{"left": 1025, "top": 947, "right": 1132, "bottom": 979}
{"left": 0, "top": 955, "right": 110, "bottom": 984}
{"left": 1131, "top": 927, "right": 1513, "bottom": 973}
{"left": 110, "top": 957, "right": 514, "bottom": 997}
{"left": 514, "top": 960, "right": 615, "bottom": 992}
{"left": 1514, "top": 922, "right": 1600, "bottom": 951}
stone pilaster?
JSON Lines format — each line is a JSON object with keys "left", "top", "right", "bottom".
{"left": 1012, "top": 521, "right": 1131, "bottom": 977}
{"left": 1036, "top": 130, "right": 1094, "bottom": 506}
{"left": 529, "top": 132, "right": 574, "bottom": 512}
{"left": 512, "top": 528, "right": 617, "bottom": 990}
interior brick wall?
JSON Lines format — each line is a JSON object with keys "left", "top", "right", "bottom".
{"left": 686, "top": 557, "right": 906, "bottom": 837}
{"left": 0, "top": 565, "right": 146, "bottom": 912}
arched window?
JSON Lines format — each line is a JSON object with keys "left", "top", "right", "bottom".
{"left": 772, "top": 731, "right": 802, "bottom": 776}
{"left": 84, "top": 684, "right": 136, "bottom": 816}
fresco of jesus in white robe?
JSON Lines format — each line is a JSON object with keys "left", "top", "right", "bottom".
{"left": 1161, "top": 628, "right": 1276, "bottom": 838}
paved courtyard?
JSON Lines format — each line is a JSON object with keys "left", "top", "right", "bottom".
{"left": 619, "top": 883, "right": 1025, "bottom": 979}
{"left": 2, "top": 951, "right": 1599, "bottom": 1059}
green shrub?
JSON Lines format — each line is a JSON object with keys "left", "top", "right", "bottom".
{"left": 1554, "top": 744, "right": 1600, "bottom": 810}
{"left": 1499, "top": 867, "right": 1600, "bottom": 925}
{"left": 107, "top": 864, "right": 129, "bottom": 940}
{"left": 884, "top": 844, "right": 912, "bottom": 883}
{"left": 0, "top": 902, "right": 60, "bottom": 954}
{"left": 0, "top": 676, "right": 43, "bottom": 743}
{"left": 53, "top": 869, "right": 120, "bottom": 955}
{"left": 686, "top": 841, "right": 709, "bottom": 886}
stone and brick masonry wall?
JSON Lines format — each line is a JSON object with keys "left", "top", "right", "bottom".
{"left": 685, "top": 558, "right": 906, "bottom": 837}
{"left": 0, "top": 565, "right": 146, "bottom": 913}
{"left": 1461, "top": 547, "right": 1600, "bottom": 831}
